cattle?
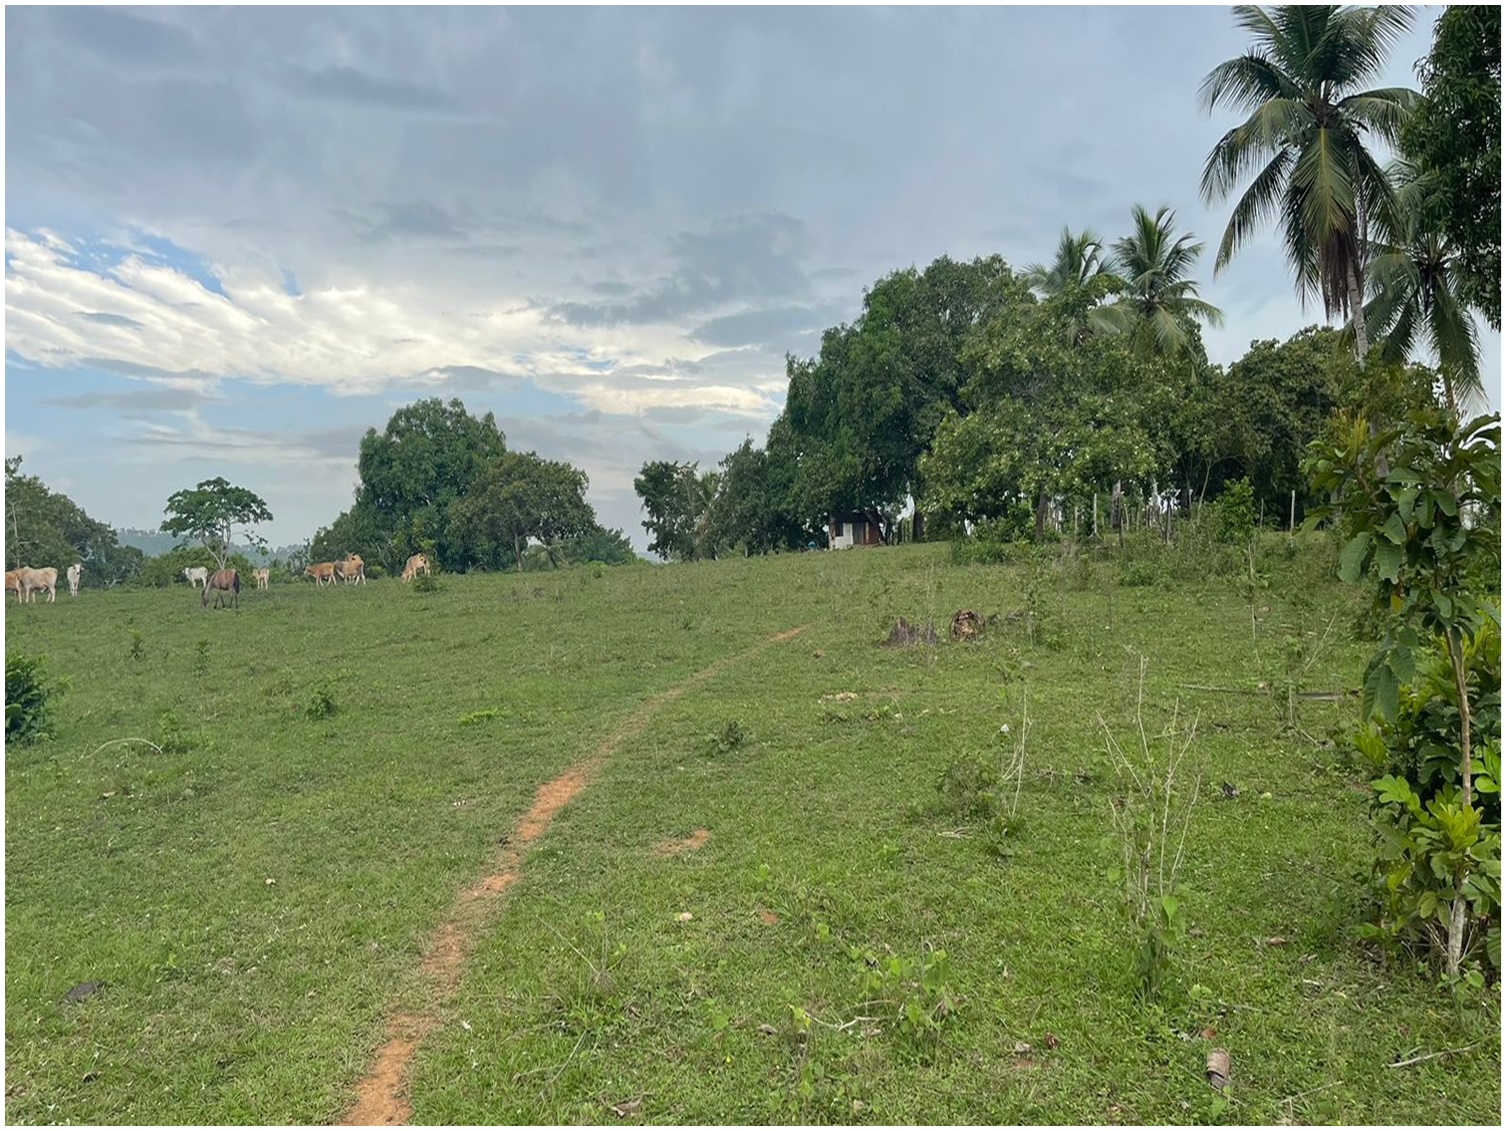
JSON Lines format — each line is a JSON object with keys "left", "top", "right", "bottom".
{"left": 252, "top": 568, "right": 271, "bottom": 590}
{"left": 202, "top": 568, "right": 240, "bottom": 609}
{"left": 304, "top": 562, "right": 337, "bottom": 587}
{"left": 5, "top": 569, "right": 22, "bottom": 603}
{"left": 333, "top": 554, "right": 366, "bottom": 585}
{"left": 401, "top": 553, "right": 431, "bottom": 582}
{"left": 183, "top": 566, "right": 210, "bottom": 589}
{"left": 67, "top": 563, "right": 83, "bottom": 598}
{"left": 19, "top": 566, "right": 58, "bottom": 603}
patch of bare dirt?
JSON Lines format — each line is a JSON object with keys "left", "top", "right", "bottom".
{"left": 656, "top": 828, "right": 710, "bottom": 857}
{"left": 338, "top": 625, "right": 808, "bottom": 1126}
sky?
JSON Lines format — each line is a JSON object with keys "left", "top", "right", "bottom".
{"left": 4, "top": 4, "right": 1500, "bottom": 554}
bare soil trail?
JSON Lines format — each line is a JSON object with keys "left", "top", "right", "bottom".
{"left": 338, "top": 625, "right": 808, "bottom": 1125}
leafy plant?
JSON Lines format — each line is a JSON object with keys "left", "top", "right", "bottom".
{"left": 708, "top": 719, "right": 746, "bottom": 754}
{"left": 411, "top": 570, "right": 440, "bottom": 593}
{"left": 128, "top": 629, "right": 146, "bottom": 662}
{"left": 850, "top": 943, "right": 957, "bottom": 1044}
{"left": 5, "top": 652, "right": 62, "bottom": 746}
{"left": 305, "top": 686, "right": 338, "bottom": 720}
{"left": 1306, "top": 408, "right": 1501, "bottom": 977}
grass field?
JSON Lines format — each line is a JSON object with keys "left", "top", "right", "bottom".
{"left": 5, "top": 540, "right": 1500, "bottom": 1124}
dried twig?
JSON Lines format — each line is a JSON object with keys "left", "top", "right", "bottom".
{"left": 1386, "top": 1042, "right": 1480, "bottom": 1069}
{"left": 88, "top": 737, "right": 164, "bottom": 757}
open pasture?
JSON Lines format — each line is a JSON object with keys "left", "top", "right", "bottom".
{"left": 4, "top": 542, "right": 1499, "bottom": 1124}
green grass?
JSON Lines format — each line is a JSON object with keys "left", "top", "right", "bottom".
{"left": 5, "top": 541, "right": 1500, "bottom": 1124}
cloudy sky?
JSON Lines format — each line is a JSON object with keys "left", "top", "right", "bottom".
{"left": 4, "top": 4, "right": 1498, "bottom": 553}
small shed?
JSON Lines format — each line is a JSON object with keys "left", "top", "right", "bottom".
{"left": 828, "top": 510, "right": 884, "bottom": 549}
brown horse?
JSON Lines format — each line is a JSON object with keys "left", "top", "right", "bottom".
{"left": 202, "top": 568, "right": 240, "bottom": 609}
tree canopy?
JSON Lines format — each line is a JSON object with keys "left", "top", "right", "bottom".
{"left": 4, "top": 456, "right": 143, "bottom": 586}
{"left": 447, "top": 451, "right": 596, "bottom": 572}
{"left": 161, "top": 477, "right": 273, "bottom": 572}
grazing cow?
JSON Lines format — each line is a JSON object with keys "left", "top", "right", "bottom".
{"left": 183, "top": 566, "right": 210, "bottom": 589}
{"left": 19, "top": 566, "right": 58, "bottom": 603}
{"left": 304, "top": 562, "right": 337, "bottom": 587}
{"left": 67, "top": 563, "right": 83, "bottom": 597}
{"left": 202, "top": 568, "right": 240, "bottom": 609}
{"left": 401, "top": 553, "right": 431, "bottom": 582}
{"left": 333, "top": 554, "right": 366, "bottom": 585}
{"left": 252, "top": 568, "right": 271, "bottom": 590}
{"left": 5, "top": 569, "right": 22, "bottom": 603}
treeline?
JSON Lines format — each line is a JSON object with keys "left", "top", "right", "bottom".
{"left": 3, "top": 457, "right": 145, "bottom": 587}
{"left": 632, "top": 5, "right": 1499, "bottom": 561}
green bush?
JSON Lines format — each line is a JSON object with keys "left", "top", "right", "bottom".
{"left": 6, "top": 653, "right": 62, "bottom": 746}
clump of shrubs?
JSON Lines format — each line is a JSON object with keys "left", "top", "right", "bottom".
{"left": 5, "top": 652, "right": 63, "bottom": 746}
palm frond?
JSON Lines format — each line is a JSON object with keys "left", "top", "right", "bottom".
{"left": 1212, "top": 148, "right": 1295, "bottom": 271}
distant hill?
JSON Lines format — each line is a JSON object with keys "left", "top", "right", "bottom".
{"left": 115, "top": 528, "right": 306, "bottom": 564}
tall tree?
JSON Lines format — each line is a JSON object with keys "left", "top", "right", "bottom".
{"left": 354, "top": 397, "right": 507, "bottom": 570}
{"left": 161, "top": 477, "right": 273, "bottom": 572}
{"left": 1363, "top": 160, "right": 1484, "bottom": 415}
{"left": 1101, "top": 204, "right": 1224, "bottom": 359}
{"left": 1200, "top": 5, "right": 1419, "bottom": 364}
{"left": 1401, "top": 4, "right": 1500, "bottom": 329}
{"left": 447, "top": 451, "right": 594, "bottom": 572}
{"left": 3, "top": 456, "right": 140, "bottom": 585}
{"left": 633, "top": 460, "right": 716, "bottom": 562}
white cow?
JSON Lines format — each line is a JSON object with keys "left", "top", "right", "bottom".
{"left": 19, "top": 566, "right": 57, "bottom": 603}
{"left": 67, "top": 562, "right": 83, "bottom": 597}
{"left": 183, "top": 566, "right": 210, "bottom": 589}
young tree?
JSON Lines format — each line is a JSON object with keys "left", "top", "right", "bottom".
{"left": 161, "top": 478, "right": 274, "bottom": 571}
{"left": 1100, "top": 205, "right": 1224, "bottom": 360}
{"left": 634, "top": 460, "right": 716, "bottom": 561}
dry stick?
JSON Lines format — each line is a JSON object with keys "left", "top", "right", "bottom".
{"left": 88, "top": 737, "right": 165, "bottom": 757}
{"left": 1387, "top": 1042, "right": 1480, "bottom": 1069}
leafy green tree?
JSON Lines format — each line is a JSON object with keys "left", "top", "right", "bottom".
{"left": 1364, "top": 160, "right": 1485, "bottom": 415}
{"left": 561, "top": 525, "right": 638, "bottom": 566}
{"left": 782, "top": 255, "right": 1033, "bottom": 526}
{"left": 1401, "top": 4, "right": 1500, "bottom": 329}
{"left": 1200, "top": 5, "right": 1418, "bottom": 363}
{"left": 3, "top": 456, "right": 136, "bottom": 583}
{"left": 447, "top": 451, "right": 595, "bottom": 572}
{"left": 354, "top": 397, "right": 507, "bottom": 569}
{"left": 1100, "top": 205, "right": 1224, "bottom": 359}
{"left": 161, "top": 478, "right": 273, "bottom": 571}
{"left": 702, "top": 438, "right": 811, "bottom": 557}
{"left": 634, "top": 460, "right": 717, "bottom": 561}
{"left": 310, "top": 501, "right": 393, "bottom": 573}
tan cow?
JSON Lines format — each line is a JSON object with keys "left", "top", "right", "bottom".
{"left": 19, "top": 566, "right": 58, "bottom": 603}
{"left": 5, "top": 569, "right": 22, "bottom": 603}
{"left": 400, "top": 553, "right": 431, "bottom": 582}
{"left": 252, "top": 568, "right": 271, "bottom": 590}
{"left": 304, "top": 562, "right": 337, "bottom": 587}
{"left": 333, "top": 554, "right": 366, "bottom": 585}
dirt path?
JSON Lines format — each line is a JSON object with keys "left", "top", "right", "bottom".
{"left": 338, "top": 625, "right": 808, "bottom": 1125}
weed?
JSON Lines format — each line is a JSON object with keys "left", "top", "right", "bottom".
{"left": 851, "top": 942, "right": 957, "bottom": 1045}
{"left": 1100, "top": 657, "right": 1203, "bottom": 1000}
{"left": 305, "top": 685, "right": 338, "bottom": 719}
{"left": 5, "top": 652, "right": 62, "bottom": 746}
{"left": 156, "top": 709, "right": 193, "bottom": 756}
{"left": 128, "top": 629, "right": 146, "bottom": 662}
{"left": 192, "top": 639, "right": 210, "bottom": 678}
{"left": 412, "top": 571, "right": 440, "bottom": 594}
{"left": 458, "top": 708, "right": 500, "bottom": 726}
{"left": 707, "top": 718, "right": 746, "bottom": 754}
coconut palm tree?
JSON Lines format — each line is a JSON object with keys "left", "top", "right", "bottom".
{"left": 1199, "top": 5, "right": 1418, "bottom": 364}
{"left": 1100, "top": 205, "right": 1224, "bottom": 359}
{"left": 1364, "top": 160, "right": 1484, "bottom": 415}
{"left": 1025, "top": 227, "right": 1108, "bottom": 296}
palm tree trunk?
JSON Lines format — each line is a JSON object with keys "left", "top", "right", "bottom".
{"left": 1348, "top": 261, "right": 1369, "bottom": 367}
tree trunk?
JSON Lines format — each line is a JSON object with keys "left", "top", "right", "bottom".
{"left": 514, "top": 535, "right": 525, "bottom": 572}
{"left": 1445, "top": 626, "right": 1474, "bottom": 980}
{"left": 1348, "top": 260, "right": 1369, "bottom": 368}
{"left": 1034, "top": 488, "right": 1048, "bottom": 542}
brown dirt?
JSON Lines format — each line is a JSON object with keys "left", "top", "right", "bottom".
{"left": 338, "top": 624, "right": 808, "bottom": 1125}
{"left": 757, "top": 907, "right": 779, "bottom": 926}
{"left": 655, "top": 827, "right": 711, "bottom": 856}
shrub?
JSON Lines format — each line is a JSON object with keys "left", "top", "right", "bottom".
{"left": 5, "top": 653, "right": 62, "bottom": 746}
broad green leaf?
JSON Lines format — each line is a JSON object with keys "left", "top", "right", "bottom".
{"left": 1434, "top": 489, "right": 1459, "bottom": 517}
{"left": 1363, "top": 661, "right": 1399, "bottom": 723}
{"left": 1387, "top": 645, "right": 1415, "bottom": 684}
{"left": 1373, "top": 542, "right": 1403, "bottom": 583}
{"left": 1379, "top": 513, "right": 1407, "bottom": 544}
{"left": 1395, "top": 486, "right": 1420, "bottom": 521}
{"left": 1338, "top": 532, "right": 1372, "bottom": 582}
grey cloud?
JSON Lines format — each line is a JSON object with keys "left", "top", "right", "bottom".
{"left": 689, "top": 305, "right": 832, "bottom": 350}
{"left": 75, "top": 311, "right": 144, "bottom": 329}
{"left": 77, "top": 358, "right": 222, "bottom": 384}
{"left": 337, "top": 201, "right": 472, "bottom": 244}
{"left": 42, "top": 386, "right": 212, "bottom": 412}
{"left": 43, "top": 6, "right": 199, "bottom": 67}
{"left": 283, "top": 64, "right": 459, "bottom": 112}
{"left": 551, "top": 212, "right": 811, "bottom": 327}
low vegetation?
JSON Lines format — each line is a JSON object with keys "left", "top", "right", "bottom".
{"left": 5, "top": 538, "right": 1499, "bottom": 1123}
